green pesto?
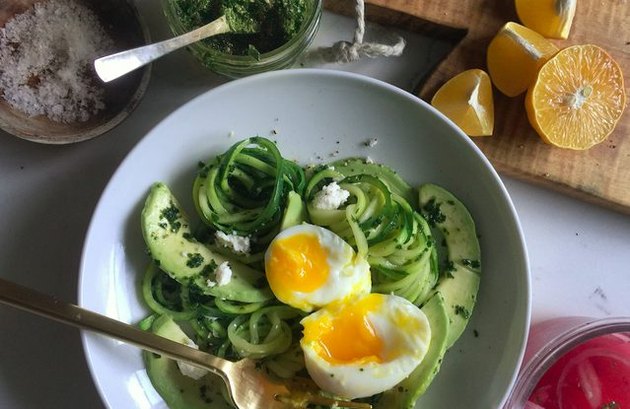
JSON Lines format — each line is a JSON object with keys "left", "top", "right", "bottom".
{"left": 201, "top": 260, "right": 219, "bottom": 275}
{"left": 444, "top": 260, "right": 456, "bottom": 278}
{"left": 186, "top": 252, "right": 205, "bottom": 268}
{"left": 462, "top": 258, "right": 481, "bottom": 269}
{"left": 454, "top": 305, "right": 471, "bottom": 319}
{"left": 422, "top": 198, "right": 446, "bottom": 227}
{"left": 173, "top": 0, "right": 308, "bottom": 56}
{"left": 160, "top": 202, "right": 182, "bottom": 233}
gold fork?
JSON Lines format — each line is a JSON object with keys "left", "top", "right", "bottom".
{"left": 0, "top": 278, "right": 371, "bottom": 409}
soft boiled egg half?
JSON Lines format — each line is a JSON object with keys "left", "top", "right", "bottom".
{"left": 264, "top": 223, "right": 371, "bottom": 312}
{"left": 301, "top": 293, "right": 431, "bottom": 399}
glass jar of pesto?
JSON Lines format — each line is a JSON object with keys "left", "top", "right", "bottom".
{"left": 162, "top": 0, "right": 322, "bottom": 77}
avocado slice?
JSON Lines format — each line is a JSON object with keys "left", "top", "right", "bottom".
{"left": 280, "top": 190, "right": 307, "bottom": 230}
{"left": 419, "top": 184, "right": 480, "bottom": 271}
{"left": 141, "top": 182, "right": 273, "bottom": 303}
{"left": 374, "top": 291, "right": 449, "bottom": 409}
{"left": 144, "top": 315, "right": 232, "bottom": 409}
{"left": 419, "top": 183, "right": 481, "bottom": 348}
{"left": 434, "top": 264, "right": 480, "bottom": 348}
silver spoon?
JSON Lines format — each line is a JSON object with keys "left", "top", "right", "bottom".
{"left": 95, "top": 11, "right": 257, "bottom": 83}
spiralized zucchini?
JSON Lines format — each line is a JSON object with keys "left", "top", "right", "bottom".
{"left": 142, "top": 263, "right": 198, "bottom": 321}
{"left": 193, "top": 137, "right": 305, "bottom": 258}
{"left": 305, "top": 159, "right": 438, "bottom": 306}
{"left": 142, "top": 263, "right": 306, "bottom": 376}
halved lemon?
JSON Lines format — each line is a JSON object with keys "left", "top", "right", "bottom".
{"left": 487, "top": 22, "right": 559, "bottom": 97}
{"left": 515, "top": 0, "right": 576, "bottom": 39}
{"left": 525, "top": 44, "right": 626, "bottom": 150}
{"left": 431, "top": 69, "right": 494, "bottom": 137}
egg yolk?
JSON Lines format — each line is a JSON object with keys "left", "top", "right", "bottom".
{"left": 304, "top": 294, "right": 386, "bottom": 364}
{"left": 266, "top": 233, "right": 330, "bottom": 297}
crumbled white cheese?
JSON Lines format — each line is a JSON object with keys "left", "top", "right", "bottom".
{"left": 177, "top": 339, "right": 208, "bottom": 380}
{"left": 366, "top": 138, "right": 379, "bottom": 147}
{"left": 365, "top": 156, "right": 374, "bottom": 164}
{"left": 206, "top": 262, "right": 232, "bottom": 287}
{"left": 214, "top": 231, "right": 251, "bottom": 254}
{"left": 215, "top": 262, "right": 233, "bottom": 286}
{"left": 312, "top": 182, "right": 350, "bottom": 210}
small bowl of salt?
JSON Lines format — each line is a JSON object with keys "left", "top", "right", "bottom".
{"left": 0, "top": 0, "right": 151, "bottom": 144}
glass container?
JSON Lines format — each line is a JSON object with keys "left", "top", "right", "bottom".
{"left": 162, "top": 0, "right": 322, "bottom": 77}
{"left": 503, "top": 316, "right": 630, "bottom": 409}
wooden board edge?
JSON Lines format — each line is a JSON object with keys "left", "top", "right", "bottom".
{"left": 323, "top": 0, "right": 467, "bottom": 42}
{"left": 495, "top": 162, "right": 630, "bottom": 216}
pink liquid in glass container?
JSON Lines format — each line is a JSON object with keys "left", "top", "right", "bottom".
{"left": 503, "top": 317, "right": 630, "bottom": 409}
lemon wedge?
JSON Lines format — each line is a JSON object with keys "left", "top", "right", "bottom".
{"left": 431, "top": 69, "right": 494, "bottom": 137}
{"left": 487, "top": 22, "right": 559, "bottom": 97}
{"left": 515, "top": 0, "right": 576, "bottom": 39}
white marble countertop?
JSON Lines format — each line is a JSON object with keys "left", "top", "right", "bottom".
{"left": 1, "top": 2, "right": 629, "bottom": 408}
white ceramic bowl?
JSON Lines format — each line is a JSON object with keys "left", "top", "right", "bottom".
{"left": 79, "top": 69, "right": 530, "bottom": 409}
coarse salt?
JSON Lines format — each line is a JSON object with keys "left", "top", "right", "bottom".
{"left": 0, "top": 0, "right": 115, "bottom": 123}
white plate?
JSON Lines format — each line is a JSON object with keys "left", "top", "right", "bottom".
{"left": 79, "top": 69, "right": 530, "bottom": 409}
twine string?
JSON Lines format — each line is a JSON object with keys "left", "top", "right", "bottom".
{"left": 321, "top": 0, "right": 406, "bottom": 64}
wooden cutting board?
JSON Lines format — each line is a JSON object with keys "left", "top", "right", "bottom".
{"left": 325, "top": 0, "right": 630, "bottom": 214}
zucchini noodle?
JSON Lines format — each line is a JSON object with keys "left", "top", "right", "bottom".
{"left": 227, "top": 305, "right": 302, "bottom": 359}
{"left": 142, "top": 260, "right": 304, "bottom": 371}
{"left": 142, "top": 263, "right": 198, "bottom": 320}
{"left": 192, "top": 137, "right": 305, "bottom": 258}
{"left": 306, "top": 159, "right": 438, "bottom": 306}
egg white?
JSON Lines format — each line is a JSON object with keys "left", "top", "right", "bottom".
{"left": 300, "top": 294, "right": 432, "bottom": 399}
{"left": 264, "top": 223, "right": 371, "bottom": 312}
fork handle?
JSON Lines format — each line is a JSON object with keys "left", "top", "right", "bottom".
{"left": 0, "top": 277, "right": 232, "bottom": 379}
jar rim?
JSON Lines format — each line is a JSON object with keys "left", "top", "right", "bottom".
{"left": 503, "top": 316, "right": 630, "bottom": 409}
